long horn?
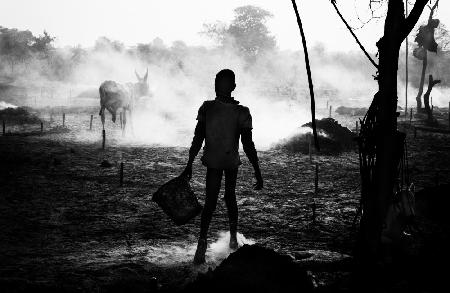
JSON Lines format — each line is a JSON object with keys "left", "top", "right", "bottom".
{"left": 135, "top": 70, "right": 141, "bottom": 80}
{"left": 144, "top": 68, "right": 148, "bottom": 81}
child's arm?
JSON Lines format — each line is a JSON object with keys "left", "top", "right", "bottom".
{"left": 241, "top": 128, "right": 263, "bottom": 190}
{"left": 182, "top": 120, "right": 205, "bottom": 179}
{"left": 188, "top": 121, "right": 206, "bottom": 165}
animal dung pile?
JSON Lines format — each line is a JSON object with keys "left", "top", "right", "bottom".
{"left": 185, "top": 245, "right": 314, "bottom": 293}
{"left": 335, "top": 106, "right": 367, "bottom": 116}
{"left": 0, "top": 107, "right": 41, "bottom": 124}
{"left": 274, "top": 118, "right": 356, "bottom": 155}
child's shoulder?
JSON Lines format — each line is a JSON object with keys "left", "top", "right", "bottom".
{"left": 237, "top": 104, "right": 250, "bottom": 113}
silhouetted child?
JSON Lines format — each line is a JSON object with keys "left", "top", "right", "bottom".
{"left": 182, "top": 69, "right": 263, "bottom": 264}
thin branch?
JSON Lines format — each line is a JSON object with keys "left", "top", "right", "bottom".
{"left": 427, "top": 0, "right": 439, "bottom": 22}
{"left": 331, "top": 0, "right": 379, "bottom": 69}
{"left": 291, "top": 0, "right": 319, "bottom": 152}
{"left": 401, "top": 0, "right": 431, "bottom": 41}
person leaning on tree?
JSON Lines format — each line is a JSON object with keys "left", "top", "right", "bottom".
{"left": 182, "top": 68, "right": 263, "bottom": 265}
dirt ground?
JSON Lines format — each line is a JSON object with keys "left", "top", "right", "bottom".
{"left": 1, "top": 109, "right": 449, "bottom": 292}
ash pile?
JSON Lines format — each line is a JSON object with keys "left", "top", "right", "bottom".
{"left": 0, "top": 106, "right": 40, "bottom": 124}
{"left": 185, "top": 245, "right": 313, "bottom": 293}
{"left": 274, "top": 118, "right": 356, "bottom": 155}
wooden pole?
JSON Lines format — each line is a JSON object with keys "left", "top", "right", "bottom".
{"left": 410, "top": 108, "right": 413, "bottom": 125}
{"left": 2, "top": 120, "right": 5, "bottom": 136}
{"left": 356, "top": 121, "right": 359, "bottom": 133}
{"left": 120, "top": 162, "right": 124, "bottom": 186}
{"left": 431, "top": 95, "right": 433, "bottom": 113}
{"left": 63, "top": 113, "right": 65, "bottom": 127}
{"left": 102, "top": 130, "right": 106, "bottom": 149}
{"left": 291, "top": 0, "right": 319, "bottom": 151}
{"left": 312, "top": 163, "right": 318, "bottom": 221}
{"left": 40, "top": 121, "right": 43, "bottom": 132}
{"left": 314, "top": 163, "right": 318, "bottom": 194}
{"left": 89, "top": 115, "right": 93, "bottom": 130}
{"left": 405, "top": 0, "right": 409, "bottom": 119}
{"left": 448, "top": 102, "right": 450, "bottom": 129}
{"left": 308, "top": 134, "right": 312, "bottom": 163}
{"left": 329, "top": 105, "right": 332, "bottom": 118}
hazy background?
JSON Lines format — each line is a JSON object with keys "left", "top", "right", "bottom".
{"left": 1, "top": 0, "right": 449, "bottom": 148}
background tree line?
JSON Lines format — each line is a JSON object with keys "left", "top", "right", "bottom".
{"left": 1, "top": 5, "right": 449, "bottom": 98}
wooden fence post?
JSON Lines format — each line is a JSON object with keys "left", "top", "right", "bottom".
{"left": 2, "top": 120, "right": 5, "bottom": 136}
{"left": 329, "top": 105, "right": 332, "bottom": 118}
{"left": 312, "top": 163, "right": 318, "bottom": 221}
{"left": 410, "top": 108, "right": 413, "bottom": 125}
{"left": 356, "top": 121, "right": 359, "bottom": 133}
{"left": 308, "top": 134, "right": 312, "bottom": 163}
{"left": 448, "top": 102, "right": 450, "bottom": 129}
{"left": 120, "top": 162, "right": 124, "bottom": 186}
{"left": 102, "top": 130, "right": 106, "bottom": 149}
{"left": 63, "top": 113, "right": 65, "bottom": 127}
{"left": 90, "top": 115, "right": 93, "bottom": 130}
{"left": 41, "top": 121, "right": 43, "bottom": 132}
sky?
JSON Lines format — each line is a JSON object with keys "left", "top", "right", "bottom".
{"left": 1, "top": 0, "right": 450, "bottom": 144}
{"left": 1, "top": 0, "right": 450, "bottom": 52}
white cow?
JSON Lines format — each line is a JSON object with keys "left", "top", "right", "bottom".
{"left": 99, "top": 69, "right": 149, "bottom": 133}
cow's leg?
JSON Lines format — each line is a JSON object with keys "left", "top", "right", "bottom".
{"left": 111, "top": 111, "right": 117, "bottom": 123}
{"left": 99, "top": 106, "right": 106, "bottom": 130}
{"left": 128, "top": 109, "right": 134, "bottom": 136}
{"left": 122, "top": 110, "right": 127, "bottom": 136}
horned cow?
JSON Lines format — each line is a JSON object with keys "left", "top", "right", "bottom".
{"left": 99, "top": 69, "right": 149, "bottom": 133}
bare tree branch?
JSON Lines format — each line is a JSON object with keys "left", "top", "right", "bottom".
{"left": 291, "top": 0, "right": 320, "bottom": 151}
{"left": 401, "top": 0, "right": 431, "bottom": 41}
{"left": 331, "top": 0, "right": 379, "bottom": 69}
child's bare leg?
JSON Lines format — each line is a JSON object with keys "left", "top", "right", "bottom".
{"left": 194, "top": 168, "right": 222, "bottom": 264}
{"left": 224, "top": 169, "right": 238, "bottom": 249}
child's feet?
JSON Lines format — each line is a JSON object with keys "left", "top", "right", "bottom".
{"left": 193, "top": 238, "right": 207, "bottom": 265}
{"left": 229, "top": 234, "right": 238, "bottom": 250}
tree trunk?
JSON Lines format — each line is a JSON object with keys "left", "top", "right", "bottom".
{"left": 365, "top": 0, "right": 402, "bottom": 262}
{"left": 358, "top": 0, "right": 429, "bottom": 267}
{"left": 414, "top": 0, "right": 439, "bottom": 111}
{"left": 423, "top": 74, "right": 441, "bottom": 122}
{"left": 415, "top": 50, "right": 427, "bottom": 110}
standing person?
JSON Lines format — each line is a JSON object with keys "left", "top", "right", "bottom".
{"left": 182, "top": 69, "right": 263, "bottom": 265}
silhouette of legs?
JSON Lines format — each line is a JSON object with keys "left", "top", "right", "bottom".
{"left": 194, "top": 168, "right": 222, "bottom": 264}
{"left": 194, "top": 168, "right": 240, "bottom": 264}
{"left": 199, "top": 168, "right": 222, "bottom": 239}
{"left": 224, "top": 169, "right": 238, "bottom": 249}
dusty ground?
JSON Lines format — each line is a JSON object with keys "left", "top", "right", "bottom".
{"left": 0, "top": 108, "right": 449, "bottom": 292}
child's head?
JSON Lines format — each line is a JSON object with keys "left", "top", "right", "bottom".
{"left": 215, "top": 69, "right": 236, "bottom": 96}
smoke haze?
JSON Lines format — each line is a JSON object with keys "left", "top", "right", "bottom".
{"left": 2, "top": 28, "right": 449, "bottom": 149}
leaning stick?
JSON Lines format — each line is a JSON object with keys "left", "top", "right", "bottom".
{"left": 291, "top": 0, "right": 319, "bottom": 151}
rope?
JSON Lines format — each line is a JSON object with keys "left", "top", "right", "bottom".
{"left": 330, "top": 0, "right": 379, "bottom": 69}
{"left": 291, "top": 0, "right": 320, "bottom": 151}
